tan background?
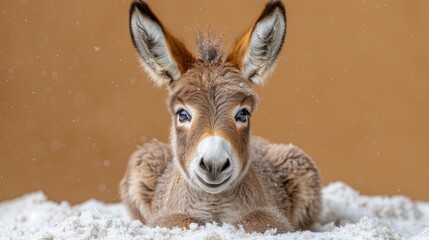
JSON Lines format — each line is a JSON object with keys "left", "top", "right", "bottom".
{"left": 1, "top": 0, "right": 428, "bottom": 204}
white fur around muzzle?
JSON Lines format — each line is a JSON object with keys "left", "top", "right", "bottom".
{"left": 190, "top": 135, "right": 239, "bottom": 194}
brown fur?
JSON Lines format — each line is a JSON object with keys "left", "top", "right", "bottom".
{"left": 165, "top": 32, "right": 195, "bottom": 74}
{"left": 121, "top": 0, "right": 321, "bottom": 233}
{"left": 238, "top": 207, "right": 293, "bottom": 233}
{"left": 227, "top": 29, "right": 252, "bottom": 69}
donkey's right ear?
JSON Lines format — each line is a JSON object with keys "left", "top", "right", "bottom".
{"left": 129, "top": 0, "right": 195, "bottom": 87}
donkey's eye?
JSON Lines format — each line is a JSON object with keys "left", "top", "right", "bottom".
{"left": 235, "top": 109, "right": 250, "bottom": 124}
{"left": 176, "top": 109, "right": 191, "bottom": 123}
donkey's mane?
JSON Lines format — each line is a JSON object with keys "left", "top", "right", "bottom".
{"left": 196, "top": 30, "right": 224, "bottom": 63}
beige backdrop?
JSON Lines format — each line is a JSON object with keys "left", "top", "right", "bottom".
{"left": 1, "top": 0, "right": 428, "bottom": 204}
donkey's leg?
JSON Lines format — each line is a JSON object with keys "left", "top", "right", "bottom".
{"left": 149, "top": 213, "right": 203, "bottom": 229}
{"left": 119, "top": 139, "right": 172, "bottom": 224}
{"left": 236, "top": 207, "right": 293, "bottom": 234}
{"left": 252, "top": 137, "right": 322, "bottom": 230}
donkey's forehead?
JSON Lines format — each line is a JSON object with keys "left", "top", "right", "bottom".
{"left": 168, "top": 63, "right": 257, "bottom": 109}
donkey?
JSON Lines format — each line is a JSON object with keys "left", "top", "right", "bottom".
{"left": 120, "top": 0, "right": 321, "bottom": 233}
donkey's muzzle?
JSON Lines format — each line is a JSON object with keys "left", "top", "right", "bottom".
{"left": 193, "top": 135, "right": 234, "bottom": 193}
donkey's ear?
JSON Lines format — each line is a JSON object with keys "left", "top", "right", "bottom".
{"left": 227, "top": 0, "right": 286, "bottom": 85}
{"left": 129, "top": 0, "right": 195, "bottom": 87}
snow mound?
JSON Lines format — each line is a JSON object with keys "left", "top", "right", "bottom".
{"left": 0, "top": 182, "right": 428, "bottom": 240}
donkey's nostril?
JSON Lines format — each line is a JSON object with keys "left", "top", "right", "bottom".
{"left": 199, "top": 158, "right": 211, "bottom": 172}
{"left": 221, "top": 158, "right": 231, "bottom": 172}
{"left": 199, "top": 157, "right": 230, "bottom": 176}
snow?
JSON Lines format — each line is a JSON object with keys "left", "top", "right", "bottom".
{"left": 0, "top": 182, "right": 428, "bottom": 240}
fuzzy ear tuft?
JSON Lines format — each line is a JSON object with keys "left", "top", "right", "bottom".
{"left": 129, "top": 0, "right": 195, "bottom": 87}
{"left": 227, "top": 0, "right": 286, "bottom": 85}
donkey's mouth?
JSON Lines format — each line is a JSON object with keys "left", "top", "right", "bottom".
{"left": 195, "top": 174, "right": 231, "bottom": 189}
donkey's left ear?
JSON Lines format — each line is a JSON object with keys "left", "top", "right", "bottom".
{"left": 227, "top": 0, "right": 286, "bottom": 85}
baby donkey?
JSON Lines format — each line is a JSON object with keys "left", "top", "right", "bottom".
{"left": 120, "top": 0, "right": 321, "bottom": 233}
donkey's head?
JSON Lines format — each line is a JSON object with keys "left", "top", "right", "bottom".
{"left": 130, "top": 0, "right": 286, "bottom": 194}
